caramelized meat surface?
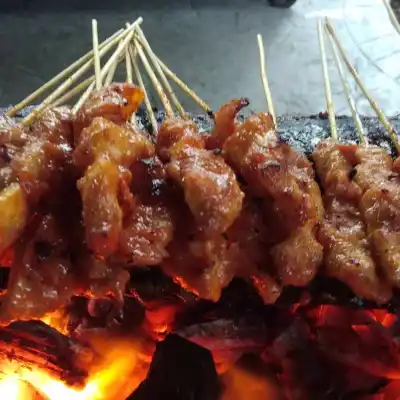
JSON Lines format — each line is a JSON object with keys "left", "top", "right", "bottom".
{"left": 157, "top": 118, "right": 244, "bottom": 237}
{"left": 1, "top": 93, "right": 399, "bottom": 324}
{"left": 223, "top": 112, "right": 323, "bottom": 286}
{"left": 313, "top": 140, "right": 391, "bottom": 304}
{"left": 74, "top": 117, "right": 154, "bottom": 257}
{"left": 73, "top": 83, "right": 145, "bottom": 139}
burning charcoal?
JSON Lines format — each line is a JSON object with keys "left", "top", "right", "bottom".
{"left": 0, "top": 320, "right": 93, "bottom": 387}
{"left": 128, "top": 333, "right": 221, "bottom": 400}
{"left": 221, "top": 354, "right": 284, "bottom": 400}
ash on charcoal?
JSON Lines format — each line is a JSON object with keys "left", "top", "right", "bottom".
{"left": 128, "top": 333, "right": 221, "bottom": 400}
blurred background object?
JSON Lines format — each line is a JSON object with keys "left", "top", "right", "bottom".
{"left": 0, "top": 0, "right": 400, "bottom": 116}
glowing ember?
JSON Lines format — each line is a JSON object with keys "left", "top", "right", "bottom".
{"left": 0, "top": 332, "right": 150, "bottom": 400}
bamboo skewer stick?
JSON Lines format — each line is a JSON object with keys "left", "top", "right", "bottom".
{"left": 130, "top": 45, "right": 158, "bottom": 133}
{"left": 156, "top": 57, "right": 212, "bottom": 113}
{"left": 73, "top": 82, "right": 95, "bottom": 113}
{"left": 6, "top": 28, "right": 124, "bottom": 117}
{"left": 73, "top": 52, "right": 125, "bottom": 113}
{"left": 325, "top": 17, "right": 400, "bottom": 153}
{"left": 134, "top": 39, "right": 174, "bottom": 118}
{"left": 325, "top": 25, "right": 367, "bottom": 146}
{"left": 317, "top": 21, "right": 338, "bottom": 141}
{"left": 257, "top": 34, "right": 277, "bottom": 128}
{"left": 125, "top": 30, "right": 133, "bottom": 85}
{"left": 104, "top": 56, "right": 120, "bottom": 86}
{"left": 383, "top": 0, "right": 400, "bottom": 36}
{"left": 71, "top": 18, "right": 143, "bottom": 114}
{"left": 22, "top": 18, "right": 143, "bottom": 125}
{"left": 51, "top": 75, "right": 95, "bottom": 107}
{"left": 99, "top": 19, "right": 142, "bottom": 83}
{"left": 104, "top": 35, "right": 126, "bottom": 86}
{"left": 134, "top": 35, "right": 211, "bottom": 113}
{"left": 92, "top": 19, "right": 102, "bottom": 90}
{"left": 136, "top": 27, "right": 186, "bottom": 118}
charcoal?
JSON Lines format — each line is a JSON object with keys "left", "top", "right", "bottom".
{"left": 0, "top": 320, "right": 93, "bottom": 387}
{"left": 128, "top": 333, "right": 221, "bottom": 400}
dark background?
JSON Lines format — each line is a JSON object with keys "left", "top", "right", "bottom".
{"left": 0, "top": 0, "right": 399, "bottom": 116}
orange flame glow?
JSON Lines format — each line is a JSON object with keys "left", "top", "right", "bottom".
{"left": 0, "top": 325, "right": 151, "bottom": 400}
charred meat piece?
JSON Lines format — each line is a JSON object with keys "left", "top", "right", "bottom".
{"left": 117, "top": 203, "right": 174, "bottom": 266}
{"left": 208, "top": 98, "right": 249, "bottom": 149}
{"left": 342, "top": 145, "right": 400, "bottom": 288}
{"left": 0, "top": 214, "right": 76, "bottom": 323}
{"left": 73, "top": 82, "right": 145, "bottom": 140}
{"left": 222, "top": 112, "right": 323, "bottom": 286}
{"left": 0, "top": 109, "right": 73, "bottom": 255}
{"left": 74, "top": 117, "right": 154, "bottom": 257}
{"left": 157, "top": 118, "right": 244, "bottom": 237}
{"left": 313, "top": 139, "right": 391, "bottom": 304}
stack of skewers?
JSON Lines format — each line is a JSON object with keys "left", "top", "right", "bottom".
{"left": 0, "top": 15, "right": 398, "bottom": 327}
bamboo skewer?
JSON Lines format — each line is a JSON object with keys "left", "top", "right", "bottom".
{"left": 134, "top": 35, "right": 211, "bottom": 114}
{"left": 325, "top": 17, "right": 400, "bottom": 153}
{"left": 104, "top": 35, "right": 126, "bottom": 86}
{"left": 130, "top": 46, "right": 158, "bottom": 133}
{"left": 325, "top": 25, "right": 367, "bottom": 146}
{"left": 73, "top": 82, "right": 95, "bottom": 113}
{"left": 383, "top": 0, "right": 400, "bottom": 36}
{"left": 125, "top": 27, "right": 133, "bottom": 85}
{"left": 104, "top": 56, "right": 120, "bottom": 86}
{"left": 156, "top": 57, "right": 212, "bottom": 114}
{"left": 92, "top": 19, "right": 102, "bottom": 90}
{"left": 22, "top": 18, "right": 143, "bottom": 125}
{"left": 51, "top": 75, "right": 95, "bottom": 107}
{"left": 6, "top": 28, "right": 124, "bottom": 117}
{"left": 99, "top": 20, "right": 142, "bottom": 83}
{"left": 317, "top": 21, "right": 337, "bottom": 141}
{"left": 71, "top": 19, "right": 143, "bottom": 114}
{"left": 134, "top": 39, "right": 174, "bottom": 118}
{"left": 136, "top": 27, "right": 186, "bottom": 118}
{"left": 257, "top": 34, "right": 277, "bottom": 128}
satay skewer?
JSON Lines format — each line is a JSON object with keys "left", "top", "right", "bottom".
{"left": 129, "top": 45, "right": 158, "bottom": 133}
{"left": 257, "top": 34, "right": 277, "bottom": 128}
{"left": 134, "top": 35, "right": 211, "bottom": 114}
{"left": 133, "top": 38, "right": 174, "bottom": 118}
{"left": 317, "top": 21, "right": 337, "bottom": 141}
{"left": 104, "top": 35, "right": 127, "bottom": 86}
{"left": 92, "top": 19, "right": 102, "bottom": 90}
{"left": 23, "top": 18, "right": 143, "bottom": 125}
{"left": 6, "top": 28, "right": 124, "bottom": 117}
{"left": 51, "top": 75, "right": 95, "bottom": 107}
{"left": 136, "top": 27, "right": 186, "bottom": 119}
{"left": 125, "top": 35, "right": 133, "bottom": 85}
{"left": 156, "top": 57, "right": 212, "bottom": 113}
{"left": 325, "top": 17, "right": 400, "bottom": 153}
{"left": 72, "top": 20, "right": 143, "bottom": 114}
{"left": 325, "top": 25, "right": 367, "bottom": 145}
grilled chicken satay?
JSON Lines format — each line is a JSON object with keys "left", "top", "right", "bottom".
{"left": 74, "top": 116, "right": 154, "bottom": 257}
{"left": 156, "top": 118, "right": 244, "bottom": 237}
{"left": 155, "top": 111, "right": 280, "bottom": 302}
{"left": 313, "top": 139, "right": 391, "bottom": 303}
{"left": 345, "top": 145, "right": 400, "bottom": 287}
{"left": 73, "top": 82, "right": 145, "bottom": 140}
{"left": 0, "top": 108, "right": 73, "bottom": 256}
{"left": 217, "top": 109, "right": 323, "bottom": 287}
